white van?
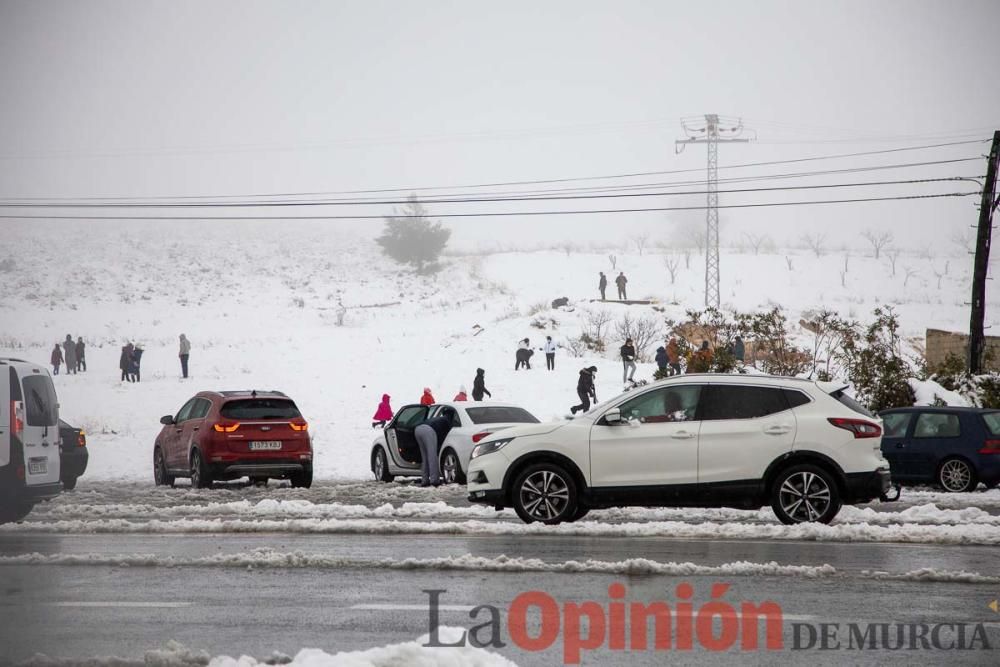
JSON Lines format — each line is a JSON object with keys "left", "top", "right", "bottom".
{"left": 0, "top": 358, "right": 62, "bottom": 523}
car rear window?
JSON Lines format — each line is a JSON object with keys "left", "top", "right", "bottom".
{"left": 881, "top": 412, "right": 913, "bottom": 438}
{"left": 982, "top": 412, "right": 1000, "bottom": 435}
{"left": 465, "top": 406, "right": 540, "bottom": 425}
{"left": 22, "top": 375, "right": 59, "bottom": 426}
{"left": 220, "top": 398, "right": 301, "bottom": 420}
{"left": 830, "top": 390, "right": 874, "bottom": 418}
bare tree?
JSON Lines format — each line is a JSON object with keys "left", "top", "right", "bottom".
{"left": 583, "top": 310, "right": 614, "bottom": 349}
{"left": 742, "top": 232, "right": 769, "bottom": 256}
{"left": 559, "top": 241, "right": 576, "bottom": 257}
{"left": 839, "top": 270, "right": 847, "bottom": 287}
{"left": 608, "top": 254, "right": 617, "bottom": 270}
{"left": 614, "top": 313, "right": 663, "bottom": 362}
{"left": 903, "top": 266, "right": 918, "bottom": 287}
{"left": 683, "top": 249, "right": 692, "bottom": 269}
{"left": 634, "top": 233, "right": 650, "bottom": 256}
{"left": 843, "top": 254, "right": 849, "bottom": 274}
{"left": 801, "top": 233, "right": 827, "bottom": 258}
{"left": 950, "top": 228, "right": 975, "bottom": 256}
{"left": 887, "top": 249, "right": 900, "bottom": 276}
{"left": 862, "top": 230, "right": 893, "bottom": 259}
{"left": 785, "top": 256, "right": 794, "bottom": 271}
{"left": 933, "top": 267, "right": 945, "bottom": 289}
{"left": 663, "top": 254, "right": 681, "bottom": 284}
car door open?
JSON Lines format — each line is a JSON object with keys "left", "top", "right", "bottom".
{"left": 386, "top": 405, "right": 428, "bottom": 467}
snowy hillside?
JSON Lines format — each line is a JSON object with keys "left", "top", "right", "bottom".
{"left": 0, "top": 220, "right": 991, "bottom": 481}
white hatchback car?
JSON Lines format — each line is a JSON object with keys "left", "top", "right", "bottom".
{"left": 467, "top": 374, "right": 892, "bottom": 524}
{"left": 371, "top": 401, "right": 540, "bottom": 484}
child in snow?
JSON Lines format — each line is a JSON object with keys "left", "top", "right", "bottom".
{"left": 453, "top": 386, "right": 468, "bottom": 402}
{"left": 420, "top": 387, "right": 436, "bottom": 405}
{"left": 51, "top": 343, "right": 63, "bottom": 375}
{"left": 372, "top": 394, "right": 393, "bottom": 428}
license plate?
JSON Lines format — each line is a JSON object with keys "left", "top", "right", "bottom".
{"left": 28, "top": 457, "right": 47, "bottom": 475}
{"left": 249, "top": 441, "right": 282, "bottom": 451}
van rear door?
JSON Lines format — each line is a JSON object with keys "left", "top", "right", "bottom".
{"left": 19, "top": 368, "right": 61, "bottom": 486}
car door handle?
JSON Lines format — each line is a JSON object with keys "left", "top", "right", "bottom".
{"left": 671, "top": 431, "right": 696, "bottom": 439}
{"left": 764, "top": 425, "right": 791, "bottom": 435}
{"left": 896, "top": 442, "right": 906, "bottom": 449}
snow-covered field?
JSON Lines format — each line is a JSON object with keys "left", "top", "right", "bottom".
{"left": 0, "top": 220, "right": 991, "bottom": 482}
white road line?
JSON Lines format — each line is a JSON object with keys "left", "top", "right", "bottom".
{"left": 49, "top": 601, "right": 192, "bottom": 608}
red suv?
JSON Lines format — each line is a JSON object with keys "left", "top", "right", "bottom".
{"left": 153, "top": 390, "right": 312, "bottom": 488}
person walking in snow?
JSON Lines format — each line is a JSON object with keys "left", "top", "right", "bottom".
{"left": 472, "top": 368, "right": 491, "bottom": 401}
{"left": 63, "top": 335, "right": 76, "bottom": 375}
{"left": 615, "top": 272, "right": 628, "bottom": 300}
{"left": 420, "top": 387, "right": 436, "bottom": 405}
{"left": 178, "top": 334, "right": 191, "bottom": 378}
{"left": 119, "top": 345, "right": 131, "bottom": 382}
{"left": 655, "top": 345, "right": 668, "bottom": 373}
{"left": 733, "top": 335, "right": 746, "bottom": 364}
{"left": 130, "top": 345, "right": 144, "bottom": 382}
{"left": 543, "top": 336, "right": 557, "bottom": 371}
{"left": 666, "top": 337, "right": 682, "bottom": 376}
{"left": 598, "top": 272, "right": 608, "bottom": 301}
{"left": 414, "top": 414, "right": 452, "bottom": 487}
{"left": 453, "top": 386, "right": 468, "bottom": 402}
{"left": 51, "top": 343, "right": 63, "bottom": 375}
{"left": 372, "top": 394, "right": 393, "bottom": 428}
{"left": 570, "top": 366, "right": 598, "bottom": 415}
{"left": 620, "top": 338, "right": 636, "bottom": 383}
{"left": 515, "top": 338, "right": 533, "bottom": 370}
{"left": 75, "top": 336, "right": 86, "bottom": 372}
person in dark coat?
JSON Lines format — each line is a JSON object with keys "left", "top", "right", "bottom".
{"left": 570, "top": 366, "right": 598, "bottom": 415}
{"left": 119, "top": 345, "right": 132, "bottom": 382}
{"left": 75, "top": 337, "right": 86, "bottom": 372}
{"left": 51, "top": 344, "right": 63, "bottom": 375}
{"left": 655, "top": 346, "right": 668, "bottom": 372}
{"left": 615, "top": 272, "right": 628, "bottom": 300}
{"left": 598, "top": 272, "right": 608, "bottom": 301}
{"left": 472, "top": 368, "right": 491, "bottom": 401}
{"left": 63, "top": 335, "right": 77, "bottom": 375}
{"left": 733, "top": 335, "right": 745, "bottom": 363}
{"left": 130, "top": 346, "right": 144, "bottom": 382}
{"left": 414, "top": 414, "right": 453, "bottom": 486}
{"left": 666, "top": 337, "right": 682, "bottom": 376}
{"left": 620, "top": 338, "right": 636, "bottom": 383}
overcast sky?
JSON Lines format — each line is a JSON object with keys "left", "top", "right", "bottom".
{"left": 1, "top": 0, "right": 998, "bottom": 248}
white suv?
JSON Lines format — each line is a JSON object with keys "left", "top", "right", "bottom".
{"left": 467, "top": 374, "right": 891, "bottom": 525}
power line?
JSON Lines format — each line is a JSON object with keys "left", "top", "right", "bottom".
{"left": 0, "top": 191, "right": 978, "bottom": 221}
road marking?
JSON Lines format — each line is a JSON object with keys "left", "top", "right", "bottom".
{"left": 49, "top": 601, "right": 192, "bottom": 608}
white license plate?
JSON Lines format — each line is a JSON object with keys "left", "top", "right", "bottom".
{"left": 249, "top": 441, "right": 282, "bottom": 451}
{"left": 28, "top": 457, "right": 47, "bottom": 475}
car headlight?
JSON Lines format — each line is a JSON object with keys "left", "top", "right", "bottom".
{"left": 471, "top": 437, "right": 514, "bottom": 459}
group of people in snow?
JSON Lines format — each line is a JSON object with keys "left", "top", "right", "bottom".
{"left": 50, "top": 335, "right": 86, "bottom": 375}
{"left": 371, "top": 369, "right": 493, "bottom": 428}
{"left": 119, "top": 342, "right": 145, "bottom": 382}
{"left": 513, "top": 336, "right": 558, "bottom": 371}
{"left": 598, "top": 271, "right": 630, "bottom": 301}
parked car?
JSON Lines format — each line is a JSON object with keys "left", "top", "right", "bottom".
{"left": 467, "top": 374, "right": 892, "bottom": 525}
{"left": 1, "top": 358, "right": 62, "bottom": 523}
{"left": 371, "top": 401, "right": 540, "bottom": 484}
{"left": 878, "top": 406, "right": 1000, "bottom": 492}
{"left": 153, "top": 390, "right": 312, "bottom": 488}
{"left": 58, "top": 419, "right": 88, "bottom": 490}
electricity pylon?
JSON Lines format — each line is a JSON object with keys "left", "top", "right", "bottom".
{"left": 676, "top": 115, "right": 751, "bottom": 308}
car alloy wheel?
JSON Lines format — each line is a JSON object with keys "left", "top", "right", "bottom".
{"left": 777, "top": 470, "right": 833, "bottom": 523}
{"left": 939, "top": 458, "right": 975, "bottom": 493}
{"left": 441, "top": 450, "right": 465, "bottom": 485}
{"left": 518, "top": 469, "right": 571, "bottom": 522}
{"left": 373, "top": 448, "right": 394, "bottom": 482}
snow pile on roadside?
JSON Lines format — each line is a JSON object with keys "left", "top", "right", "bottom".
{"left": 17, "top": 639, "right": 210, "bottom": 666}
{"left": 909, "top": 378, "right": 971, "bottom": 406}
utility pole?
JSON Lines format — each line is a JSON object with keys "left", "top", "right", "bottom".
{"left": 676, "top": 115, "right": 751, "bottom": 308}
{"left": 969, "top": 130, "right": 1000, "bottom": 374}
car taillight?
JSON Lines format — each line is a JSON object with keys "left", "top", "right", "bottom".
{"left": 10, "top": 401, "right": 24, "bottom": 436}
{"left": 213, "top": 423, "right": 240, "bottom": 433}
{"left": 472, "top": 431, "right": 493, "bottom": 443}
{"left": 289, "top": 422, "right": 308, "bottom": 431}
{"left": 979, "top": 440, "right": 1000, "bottom": 454}
{"left": 828, "top": 417, "right": 882, "bottom": 439}
{"left": 78, "top": 430, "right": 87, "bottom": 447}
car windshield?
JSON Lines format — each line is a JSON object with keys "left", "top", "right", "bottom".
{"left": 982, "top": 412, "right": 1000, "bottom": 435}
{"left": 465, "top": 406, "right": 540, "bottom": 425}
{"left": 220, "top": 398, "right": 301, "bottom": 420}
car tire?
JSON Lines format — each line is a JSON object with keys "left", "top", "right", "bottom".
{"left": 153, "top": 447, "right": 175, "bottom": 488}
{"left": 0, "top": 502, "right": 34, "bottom": 525}
{"left": 372, "top": 448, "right": 394, "bottom": 482}
{"left": 511, "top": 462, "right": 578, "bottom": 525}
{"left": 291, "top": 468, "right": 312, "bottom": 489}
{"left": 570, "top": 505, "right": 591, "bottom": 522}
{"left": 190, "top": 450, "right": 212, "bottom": 489}
{"left": 441, "top": 449, "right": 466, "bottom": 485}
{"left": 771, "top": 464, "right": 841, "bottom": 525}
{"left": 937, "top": 457, "right": 977, "bottom": 493}
{"left": 61, "top": 476, "right": 78, "bottom": 491}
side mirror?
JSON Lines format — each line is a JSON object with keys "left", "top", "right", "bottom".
{"left": 604, "top": 408, "right": 623, "bottom": 425}
{"left": 160, "top": 415, "right": 175, "bottom": 425}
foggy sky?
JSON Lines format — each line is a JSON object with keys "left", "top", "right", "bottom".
{"left": 1, "top": 0, "right": 998, "bottom": 248}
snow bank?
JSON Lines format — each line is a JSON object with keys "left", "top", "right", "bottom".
{"left": 909, "top": 378, "right": 971, "bottom": 406}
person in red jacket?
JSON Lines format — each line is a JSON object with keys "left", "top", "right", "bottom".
{"left": 420, "top": 387, "right": 436, "bottom": 405}
{"left": 453, "top": 386, "right": 468, "bottom": 402}
{"left": 372, "top": 394, "right": 393, "bottom": 428}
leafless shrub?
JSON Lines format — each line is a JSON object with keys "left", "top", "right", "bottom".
{"left": 634, "top": 233, "right": 650, "bottom": 256}
{"left": 887, "top": 249, "right": 900, "bottom": 277}
{"left": 903, "top": 266, "right": 918, "bottom": 287}
{"left": 801, "top": 233, "right": 826, "bottom": 258}
{"left": 614, "top": 313, "right": 663, "bottom": 362}
{"left": 608, "top": 254, "right": 617, "bottom": 270}
{"left": 527, "top": 301, "right": 548, "bottom": 316}
{"left": 862, "top": 230, "right": 893, "bottom": 259}
{"left": 583, "top": 310, "right": 613, "bottom": 349}
{"left": 742, "top": 233, "right": 769, "bottom": 255}
{"left": 785, "top": 256, "right": 794, "bottom": 271}
{"left": 663, "top": 254, "right": 681, "bottom": 285}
